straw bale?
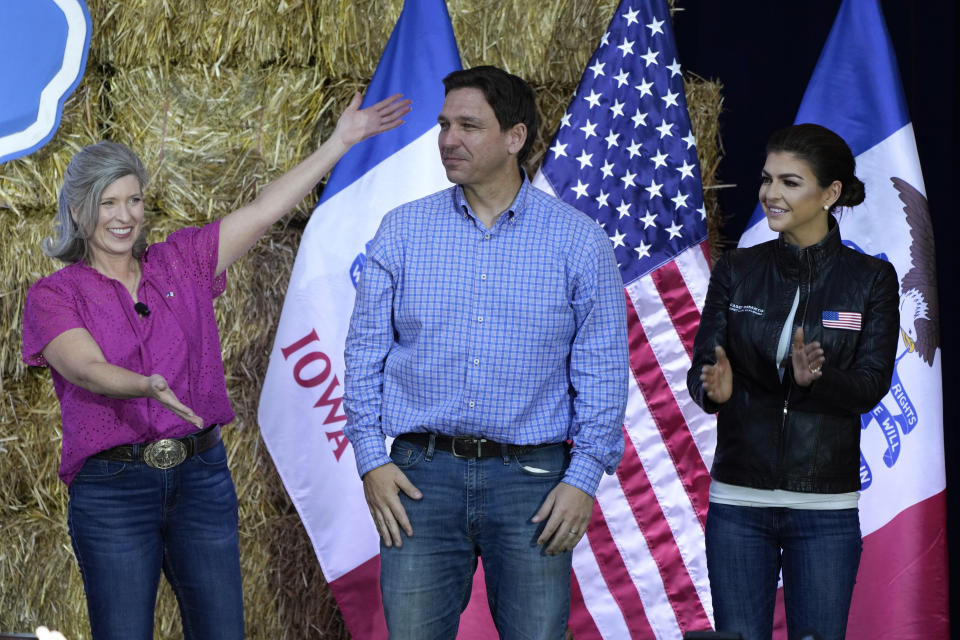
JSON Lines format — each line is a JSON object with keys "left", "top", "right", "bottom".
{"left": 682, "top": 73, "right": 727, "bottom": 260}
{"left": 104, "top": 65, "right": 267, "bottom": 225}
{"left": 87, "top": 0, "right": 176, "bottom": 69}
{"left": 94, "top": 0, "right": 401, "bottom": 72}
{"left": 0, "top": 72, "right": 107, "bottom": 214}
{"left": 449, "top": 0, "right": 620, "bottom": 84}
{"left": 0, "top": 368, "right": 82, "bottom": 638}
{"left": 0, "top": 210, "right": 61, "bottom": 383}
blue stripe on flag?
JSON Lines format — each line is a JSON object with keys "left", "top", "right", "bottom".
{"left": 321, "top": 0, "right": 461, "bottom": 201}
{"left": 744, "top": 0, "right": 909, "bottom": 232}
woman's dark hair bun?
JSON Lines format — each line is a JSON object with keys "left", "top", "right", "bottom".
{"left": 836, "top": 175, "right": 866, "bottom": 208}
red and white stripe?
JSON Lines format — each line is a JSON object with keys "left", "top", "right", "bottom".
{"left": 570, "top": 240, "right": 717, "bottom": 637}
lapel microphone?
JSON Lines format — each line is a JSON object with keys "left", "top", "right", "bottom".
{"left": 134, "top": 301, "right": 151, "bottom": 317}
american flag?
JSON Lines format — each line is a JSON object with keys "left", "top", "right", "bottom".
{"left": 821, "top": 310, "right": 863, "bottom": 331}
{"left": 532, "top": 0, "right": 716, "bottom": 636}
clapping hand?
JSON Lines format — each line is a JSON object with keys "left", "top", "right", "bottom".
{"left": 701, "top": 345, "right": 733, "bottom": 404}
{"left": 791, "top": 327, "right": 825, "bottom": 387}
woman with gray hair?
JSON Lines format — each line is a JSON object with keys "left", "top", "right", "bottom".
{"left": 21, "top": 92, "right": 409, "bottom": 640}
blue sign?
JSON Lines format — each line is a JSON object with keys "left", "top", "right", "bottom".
{"left": 0, "top": 0, "right": 91, "bottom": 164}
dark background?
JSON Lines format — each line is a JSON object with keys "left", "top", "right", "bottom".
{"left": 674, "top": 0, "right": 958, "bottom": 624}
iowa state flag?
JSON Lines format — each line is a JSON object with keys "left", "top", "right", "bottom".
{"left": 739, "top": 0, "right": 948, "bottom": 636}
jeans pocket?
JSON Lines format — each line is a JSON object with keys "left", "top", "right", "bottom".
{"left": 195, "top": 440, "right": 228, "bottom": 467}
{"left": 389, "top": 439, "right": 426, "bottom": 470}
{"left": 72, "top": 456, "right": 128, "bottom": 481}
{"left": 513, "top": 445, "right": 568, "bottom": 479}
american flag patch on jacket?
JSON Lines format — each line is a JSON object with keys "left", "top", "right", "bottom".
{"left": 822, "top": 310, "right": 862, "bottom": 330}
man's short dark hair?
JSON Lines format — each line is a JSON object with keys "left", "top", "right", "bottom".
{"left": 442, "top": 65, "right": 540, "bottom": 166}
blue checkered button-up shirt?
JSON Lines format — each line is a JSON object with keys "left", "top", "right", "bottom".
{"left": 343, "top": 176, "right": 628, "bottom": 495}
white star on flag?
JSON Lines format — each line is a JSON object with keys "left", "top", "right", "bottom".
{"left": 646, "top": 16, "right": 665, "bottom": 36}
{"left": 635, "top": 78, "right": 654, "bottom": 97}
{"left": 640, "top": 47, "right": 660, "bottom": 66}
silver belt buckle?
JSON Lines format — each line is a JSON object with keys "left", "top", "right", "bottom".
{"left": 143, "top": 438, "right": 187, "bottom": 469}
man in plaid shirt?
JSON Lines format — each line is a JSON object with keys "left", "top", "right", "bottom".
{"left": 344, "top": 66, "right": 628, "bottom": 639}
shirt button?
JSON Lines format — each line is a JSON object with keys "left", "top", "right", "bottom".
{"left": 480, "top": 273, "right": 487, "bottom": 280}
{"left": 468, "top": 400, "right": 476, "bottom": 408}
{"left": 483, "top": 233, "right": 491, "bottom": 240}
{"left": 478, "top": 315, "right": 483, "bottom": 323}
{"left": 473, "top": 358, "right": 480, "bottom": 366}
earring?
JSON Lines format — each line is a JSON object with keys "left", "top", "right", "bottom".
{"left": 823, "top": 205, "right": 829, "bottom": 211}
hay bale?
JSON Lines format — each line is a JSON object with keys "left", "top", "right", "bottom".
{"left": 683, "top": 73, "right": 727, "bottom": 259}
{"left": 104, "top": 65, "right": 267, "bottom": 224}
{"left": 0, "top": 211, "right": 62, "bottom": 383}
{"left": 450, "top": 0, "right": 621, "bottom": 84}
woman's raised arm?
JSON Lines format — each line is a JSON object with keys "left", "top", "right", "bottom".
{"left": 215, "top": 92, "right": 411, "bottom": 277}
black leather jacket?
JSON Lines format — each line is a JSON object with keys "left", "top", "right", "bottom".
{"left": 687, "top": 219, "right": 900, "bottom": 493}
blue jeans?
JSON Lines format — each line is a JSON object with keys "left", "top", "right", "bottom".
{"left": 380, "top": 437, "right": 574, "bottom": 640}
{"left": 67, "top": 441, "right": 243, "bottom": 640}
{"left": 705, "top": 502, "right": 862, "bottom": 640}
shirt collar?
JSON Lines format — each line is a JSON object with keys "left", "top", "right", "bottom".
{"left": 452, "top": 169, "right": 532, "bottom": 225}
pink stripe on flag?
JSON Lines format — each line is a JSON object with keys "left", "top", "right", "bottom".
{"left": 569, "top": 572, "right": 604, "bottom": 640}
{"left": 625, "top": 294, "right": 711, "bottom": 525}
{"left": 848, "top": 492, "right": 950, "bottom": 638}
{"left": 618, "top": 427, "right": 712, "bottom": 632}
{"left": 586, "top": 499, "right": 655, "bottom": 639}
{"left": 650, "top": 261, "right": 702, "bottom": 358}
{"left": 328, "top": 555, "right": 388, "bottom": 639}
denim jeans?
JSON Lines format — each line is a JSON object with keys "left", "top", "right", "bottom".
{"left": 380, "top": 436, "right": 574, "bottom": 640}
{"left": 704, "top": 502, "right": 862, "bottom": 640}
{"left": 67, "top": 441, "right": 243, "bottom": 640}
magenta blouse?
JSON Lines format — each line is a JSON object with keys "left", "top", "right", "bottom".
{"left": 22, "top": 221, "right": 235, "bottom": 486}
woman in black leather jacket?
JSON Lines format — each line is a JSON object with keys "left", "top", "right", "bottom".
{"left": 687, "top": 124, "right": 899, "bottom": 640}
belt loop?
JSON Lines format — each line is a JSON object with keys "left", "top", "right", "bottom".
{"left": 501, "top": 442, "right": 509, "bottom": 465}
{"left": 426, "top": 433, "right": 436, "bottom": 461}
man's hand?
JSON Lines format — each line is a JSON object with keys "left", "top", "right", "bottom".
{"left": 531, "top": 482, "right": 594, "bottom": 555}
{"left": 362, "top": 462, "right": 422, "bottom": 548}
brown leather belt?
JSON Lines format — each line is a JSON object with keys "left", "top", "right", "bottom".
{"left": 396, "top": 432, "right": 560, "bottom": 459}
{"left": 93, "top": 425, "right": 221, "bottom": 470}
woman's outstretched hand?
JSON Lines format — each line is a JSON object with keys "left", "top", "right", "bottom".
{"left": 146, "top": 374, "right": 203, "bottom": 428}
{"left": 334, "top": 92, "right": 412, "bottom": 147}
{"left": 701, "top": 345, "right": 733, "bottom": 404}
{"left": 791, "top": 327, "right": 825, "bottom": 387}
